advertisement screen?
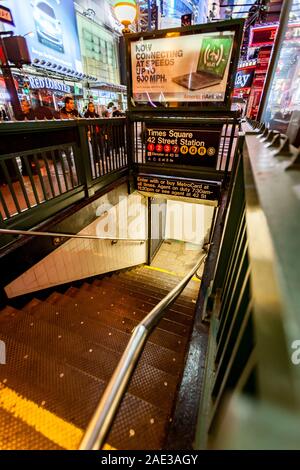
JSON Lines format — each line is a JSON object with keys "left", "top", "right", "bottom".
{"left": 131, "top": 30, "right": 235, "bottom": 105}
{"left": 3, "top": 0, "right": 83, "bottom": 73}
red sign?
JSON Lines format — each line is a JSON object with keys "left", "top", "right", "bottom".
{"left": 0, "top": 5, "right": 14, "bottom": 26}
{"left": 249, "top": 25, "right": 278, "bottom": 47}
{"left": 256, "top": 48, "right": 272, "bottom": 73}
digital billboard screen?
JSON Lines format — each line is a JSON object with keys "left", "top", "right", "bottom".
{"left": 127, "top": 20, "right": 244, "bottom": 111}
{"left": 3, "top": 0, "right": 83, "bottom": 73}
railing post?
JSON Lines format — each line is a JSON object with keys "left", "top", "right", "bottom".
{"left": 126, "top": 114, "right": 135, "bottom": 194}
{"left": 76, "top": 121, "right": 95, "bottom": 198}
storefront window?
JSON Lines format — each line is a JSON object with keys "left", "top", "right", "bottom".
{"left": 263, "top": 0, "right": 300, "bottom": 143}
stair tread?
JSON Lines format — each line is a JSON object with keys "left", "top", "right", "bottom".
{"left": 0, "top": 311, "right": 179, "bottom": 415}
{"left": 23, "top": 302, "right": 186, "bottom": 375}
{"left": 47, "top": 291, "right": 190, "bottom": 338}
{"left": 0, "top": 262, "right": 200, "bottom": 449}
{"left": 112, "top": 274, "right": 194, "bottom": 303}
{"left": 85, "top": 280, "right": 195, "bottom": 317}
{"left": 107, "top": 275, "right": 198, "bottom": 306}
{"left": 30, "top": 298, "right": 188, "bottom": 355}
{"left": 135, "top": 267, "right": 200, "bottom": 285}
{"left": 0, "top": 334, "right": 169, "bottom": 449}
{"left": 0, "top": 402, "right": 63, "bottom": 450}
{"left": 129, "top": 271, "right": 200, "bottom": 293}
{"left": 64, "top": 285, "right": 193, "bottom": 327}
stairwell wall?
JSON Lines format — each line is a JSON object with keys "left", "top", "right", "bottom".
{"left": 5, "top": 187, "right": 148, "bottom": 298}
{"left": 165, "top": 200, "right": 215, "bottom": 246}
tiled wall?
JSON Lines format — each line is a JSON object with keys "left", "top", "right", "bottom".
{"left": 165, "top": 200, "right": 214, "bottom": 245}
{"left": 5, "top": 190, "right": 148, "bottom": 298}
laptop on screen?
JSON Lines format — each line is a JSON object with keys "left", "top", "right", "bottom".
{"left": 172, "top": 35, "right": 234, "bottom": 91}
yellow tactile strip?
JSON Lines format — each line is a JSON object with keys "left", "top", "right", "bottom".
{"left": 0, "top": 383, "right": 115, "bottom": 450}
{"left": 144, "top": 265, "right": 201, "bottom": 283}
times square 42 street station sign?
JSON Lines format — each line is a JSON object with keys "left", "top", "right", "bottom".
{"left": 145, "top": 126, "right": 222, "bottom": 168}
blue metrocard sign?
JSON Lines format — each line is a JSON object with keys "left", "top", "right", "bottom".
{"left": 0, "top": 5, "right": 14, "bottom": 26}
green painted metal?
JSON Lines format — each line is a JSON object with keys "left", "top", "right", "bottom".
{"left": 195, "top": 127, "right": 300, "bottom": 449}
{"left": 0, "top": 119, "right": 128, "bottom": 240}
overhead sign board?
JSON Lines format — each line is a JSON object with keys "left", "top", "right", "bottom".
{"left": 3, "top": 0, "right": 83, "bottom": 74}
{"left": 0, "top": 5, "right": 14, "bottom": 26}
{"left": 137, "top": 174, "right": 221, "bottom": 205}
{"left": 145, "top": 126, "right": 222, "bottom": 168}
{"left": 127, "top": 19, "right": 244, "bottom": 111}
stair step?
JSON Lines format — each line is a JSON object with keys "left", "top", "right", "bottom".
{"left": 0, "top": 306, "right": 23, "bottom": 330}
{"left": 112, "top": 273, "right": 195, "bottom": 302}
{"left": 47, "top": 290, "right": 189, "bottom": 338}
{"left": 27, "top": 301, "right": 185, "bottom": 376}
{"left": 67, "top": 284, "right": 193, "bottom": 327}
{"left": 24, "top": 298, "right": 42, "bottom": 313}
{"left": 112, "top": 274, "right": 197, "bottom": 306}
{"left": 0, "top": 403, "right": 62, "bottom": 450}
{"left": 0, "top": 312, "right": 178, "bottom": 416}
{"left": 32, "top": 295, "right": 188, "bottom": 355}
{"left": 135, "top": 265, "right": 199, "bottom": 283}
{"left": 130, "top": 269, "right": 199, "bottom": 294}
{"left": 0, "top": 332, "right": 105, "bottom": 432}
{"left": 0, "top": 333, "right": 168, "bottom": 449}
{"left": 91, "top": 280, "right": 194, "bottom": 317}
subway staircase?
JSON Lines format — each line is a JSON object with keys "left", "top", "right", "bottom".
{"left": 0, "top": 265, "right": 200, "bottom": 450}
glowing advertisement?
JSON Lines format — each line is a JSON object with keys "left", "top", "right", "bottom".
{"left": 3, "top": 0, "right": 83, "bottom": 73}
{"left": 131, "top": 31, "right": 235, "bottom": 104}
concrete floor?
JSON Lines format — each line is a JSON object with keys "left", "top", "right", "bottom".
{"left": 151, "top": 239, "right": 204, "bottom": 278}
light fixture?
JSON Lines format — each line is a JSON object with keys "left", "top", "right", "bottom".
{"left": 114, "top": 0, "right": 137, "bottom": 34}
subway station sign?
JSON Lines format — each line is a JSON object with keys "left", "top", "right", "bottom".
{"left": 137, "top": 174, "right": 221, "bottom": 204}
{"left": 145, "top": 126, "right": 222, "bottom": 168}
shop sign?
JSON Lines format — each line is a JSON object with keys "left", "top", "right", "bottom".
{"left": 234, "top": 66, "right": 256, "bottom": 90}
{"left": 145, "top": 126, "right": 222, "bottom": 168}
{"left": 249, "top": 26, "right": 278, "bottom": 47}
{"left": 0, "top": 5, "right": 14, "bottom": 26}
{"left": 28, "top": 76, "right": 71, "bottom": 93}
{"left": 137, "top": 174, "right": 221, "bottom": 203}
{"left": 256, "top": 48, "right": 271, "bottom": 73}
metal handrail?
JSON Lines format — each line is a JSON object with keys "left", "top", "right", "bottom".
{"left": 79, "top": 250, "right": 208, "bottom": 450}
{"left": 0, "top": 228, "right": 145, "bottom": 243}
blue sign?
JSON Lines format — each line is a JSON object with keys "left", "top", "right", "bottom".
{"left": 3, "top": 0, "right": 83, "bottom": 73}
{"left": 234, "top": 67, "right": 255, "bottom": 90}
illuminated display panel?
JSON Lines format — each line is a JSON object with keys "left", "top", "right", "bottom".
{"left": 126, "top": 20, "right": 244, "bottom": 112}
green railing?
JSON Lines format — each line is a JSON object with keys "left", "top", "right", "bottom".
{"left": 196, "top": 125, "right": 300, "bottom": 449}
{"left": 0, "top": 118, "right": 127, "bottom": 235}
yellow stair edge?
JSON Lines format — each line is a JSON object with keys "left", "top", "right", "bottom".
{"left": 143, "top": 265, "right": 201, "bottom": 283}
{"left": 0, "top": 384, "right": 115, "bottom": 450}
